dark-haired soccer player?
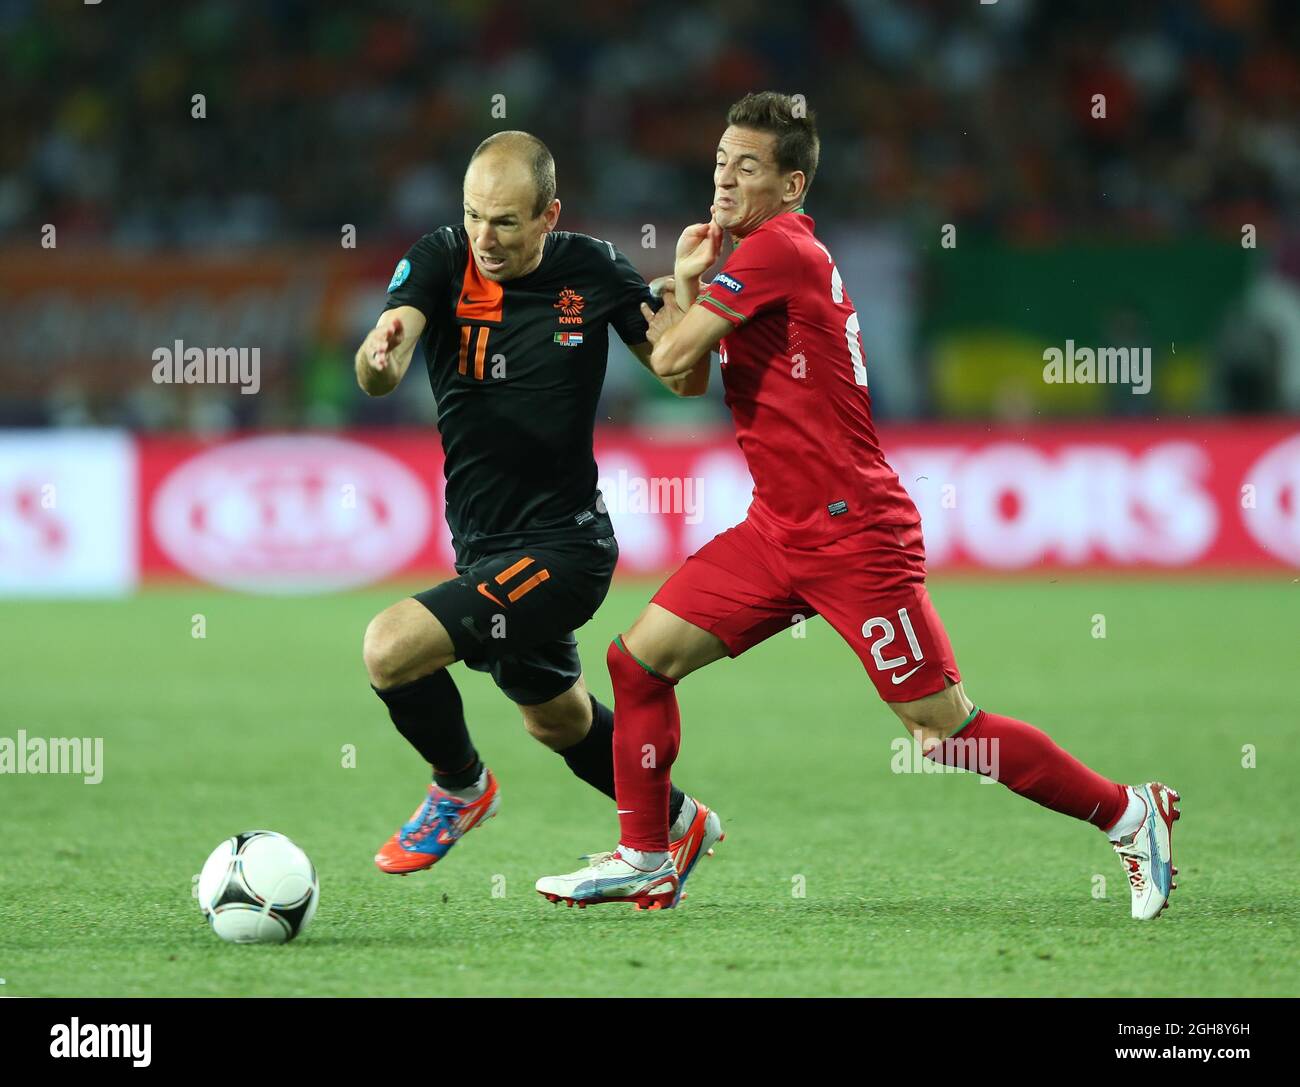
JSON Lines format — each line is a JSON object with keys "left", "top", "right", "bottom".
{"left": 536, "top": 94, "right": 1179, "bottom": 918}
{"left": 357, "top": 131, "right": 721, "bottom": 883}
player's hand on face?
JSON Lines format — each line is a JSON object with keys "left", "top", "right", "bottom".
{"left": 364, "top": 317, "right": 404, "bottom": 371}
{"left": 674, "top": 207, "right": 724, "bottom": 281}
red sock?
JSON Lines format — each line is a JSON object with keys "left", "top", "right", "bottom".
{"left": 607, "top": 637, "right": 679, "bottom": 852}
{"left": 923, "top": 708, "right": 1127, "bottom": 829}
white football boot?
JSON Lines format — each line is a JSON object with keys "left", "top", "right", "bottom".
{"left": 669, "top": 797, "right": 724, "bottom": 901}
{"left": 536, "top": 850, "right": 680, "bottom": 910}
{"left": 1111, "top": 782, "right": 1181, "bottom": 919}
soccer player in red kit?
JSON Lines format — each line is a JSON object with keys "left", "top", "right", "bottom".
{"left": 535, "top": 93, "right": 1179, "bottom": 919}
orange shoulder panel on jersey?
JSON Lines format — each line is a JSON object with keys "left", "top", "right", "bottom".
{"left": 456, "top": 251, "right": 505, "bottom": 323}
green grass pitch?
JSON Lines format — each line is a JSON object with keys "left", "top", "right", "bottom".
{"left": 1, "top": 577, "right": 1296, "bottom": 996}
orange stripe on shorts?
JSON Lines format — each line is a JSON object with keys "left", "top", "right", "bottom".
{"left": 507, "top": 569, "right": 550, "bottom": 602}
{"left": 494, "top": 556, "right": 534, "bottom": 585}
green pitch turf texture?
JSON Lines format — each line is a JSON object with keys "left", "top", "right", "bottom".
{"left": 1, "top": 578, "right": 1295, "bottom": 997}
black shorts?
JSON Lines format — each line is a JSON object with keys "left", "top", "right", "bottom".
{"left": 413, "top": 535, "right": 618, "bottom": 705}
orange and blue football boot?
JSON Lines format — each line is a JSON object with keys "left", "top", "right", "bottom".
{"left": 374, "top": 769, "right": 501, "bottom": 874}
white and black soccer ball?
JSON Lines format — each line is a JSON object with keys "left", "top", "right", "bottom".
{"left": 198, "top": 831, "right": 318, "bottom": 944}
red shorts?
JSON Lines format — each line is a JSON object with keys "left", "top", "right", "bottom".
{"left": 652, "top": 518, "right": 960, "bottom": 702}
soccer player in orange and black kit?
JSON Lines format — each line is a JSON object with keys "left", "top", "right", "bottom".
{"left": 536, "top": 94, "right": 1180, "bottom": 919}
{"left": 356, "top": 132, "right": 722, "bottom": 884}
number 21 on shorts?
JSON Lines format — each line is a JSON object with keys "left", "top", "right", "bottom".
{"left": 862, "top": 607, "right": 925, "bottom": 684}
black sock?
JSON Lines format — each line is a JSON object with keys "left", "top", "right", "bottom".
{"left": 373, "top": 670, "right": 483, "bottom": 789}
{"left": 562, "top": 695, "right": 686, "bottom": 827}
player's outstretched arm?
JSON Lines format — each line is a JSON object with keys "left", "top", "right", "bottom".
{"left": 628, "top": 339, "right": 709, "bottom": 397}
{"left": 355, "top": 306, "right": 426, "bottom": 396}
{"left": 621, "top": 276, "right": 708, "bottom": 396}
{"left": 634, "top": 283, "right": 714, "bottom": 394}
{"left": 643, "top": 300, "right": 730, "bottom": 381}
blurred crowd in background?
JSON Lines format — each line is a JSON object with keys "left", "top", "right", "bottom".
{"left": 3, "top": 0, "right": 1300, "bottom": 430}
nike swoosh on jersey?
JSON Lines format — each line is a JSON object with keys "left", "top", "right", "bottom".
{"left": 890, "top": 664, "right": 924, "bottom": 684}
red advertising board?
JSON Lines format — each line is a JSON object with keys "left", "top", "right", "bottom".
{"left": 124, "top": 422, "right": 1300, "bottom": 592}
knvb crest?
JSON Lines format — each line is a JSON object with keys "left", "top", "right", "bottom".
{"left": 554, "top": 288, "right": 585, "bottom": 325}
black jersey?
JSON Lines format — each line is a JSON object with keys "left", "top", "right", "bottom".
{"left": 382, "top": 225, "right": 652, "bottom": 554}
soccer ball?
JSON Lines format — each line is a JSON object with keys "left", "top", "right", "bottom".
{"left": 198, "top": 830, "right": 319, "bottom": 944}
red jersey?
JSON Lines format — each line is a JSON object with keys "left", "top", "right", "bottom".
{"left": 695, "top": 210, "right": 918, "bottom": 546}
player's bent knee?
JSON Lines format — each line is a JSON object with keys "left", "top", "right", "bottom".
{"left": 619, "top": 604, "right": 726, "bottom": 682}
{"left": 520, "top": 709, "right": 583, "bottom": 750}
{"left": 362, "top": 613, "right": 410, "bottom": 688}
{"left": 519, "top": 681, "right": 591, "bottom": 750}
{"left": 608, "top": 631, "right": 672, "bottom": 685}
{"left": 362, "top": 602, "right": 453, "bottom": 689}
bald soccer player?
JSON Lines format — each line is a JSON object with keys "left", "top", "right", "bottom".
{"left": 355, "top": 131, "right": 723, "bottom": 885}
